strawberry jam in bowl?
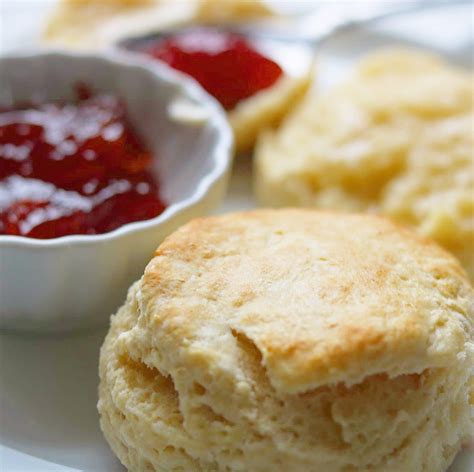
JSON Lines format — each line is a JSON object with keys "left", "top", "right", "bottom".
{"left": 0, "top": 51, "right": 232, "bottom": 332}
{"left": 0, "top": 86, "right": 166, "bottom": 239}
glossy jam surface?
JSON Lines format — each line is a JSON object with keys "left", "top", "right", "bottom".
{"left": 137, "top": 28, "right": 283, "bottom": 109}
{"left": 0, "top": 88, "right": 166, "bottom": 239}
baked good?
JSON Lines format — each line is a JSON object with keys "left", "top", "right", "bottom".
{"left": 43, "top": 0, "right": 274, "bottom": 50}
{"left": 195, "top": 0, "right": 274, "bottom": 23}
{"left": 255, "top": 49, "right": 474, "bottom": 279}
{"left": 98, "top": 209, "right": 473, "bottom": 471}
{"left": 229, "top": 71, "right": 313, "bottom": 153}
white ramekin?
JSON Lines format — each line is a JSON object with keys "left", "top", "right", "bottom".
{"left": 0, "top": 51, "right": 233, "bottom": 333}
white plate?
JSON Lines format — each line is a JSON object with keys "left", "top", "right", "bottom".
{"left": 1, "top": 1, "right": 473, "bottom": 471}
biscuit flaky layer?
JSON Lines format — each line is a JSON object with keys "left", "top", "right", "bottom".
{"left": 255, "top": 49, "right": 474, "bottom": 280}
{"left": 99, "top": 210, "right": 473, "bottom": 471}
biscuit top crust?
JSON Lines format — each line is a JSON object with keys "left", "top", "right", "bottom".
{"left": 135, "top": 210, "right": 472, "bottom": 394}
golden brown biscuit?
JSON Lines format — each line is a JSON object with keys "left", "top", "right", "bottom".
{"left": 255, "top": 49, "right": 474, "bottom": 279}
{"left": 98, "top": 209, "right": 473, "bottom": 471}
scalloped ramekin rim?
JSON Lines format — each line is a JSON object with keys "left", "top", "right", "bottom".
{"left": 0, "top": 49, "right": 233, "bottom": 248}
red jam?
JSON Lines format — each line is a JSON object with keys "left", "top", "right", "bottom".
{"left": 0, "top": 87, "right": 166, "bottom": 239}
{"left": 136, "top": 28, "right": 283, "bottom": 110}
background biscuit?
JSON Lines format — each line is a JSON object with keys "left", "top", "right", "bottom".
{"left": 255, "top": 50, "right": 474, "bottom": 280}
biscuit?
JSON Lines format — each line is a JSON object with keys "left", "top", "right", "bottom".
{"left": 98, "top": 209, "right": 473, "bottom": 471}
{"left": 43, "top": 0, "right": 274, "bottom": 50}
{"left": 195, "top": 0, "right": 274, "bottom": 23}
{"left": 254, "top": 49, "right": 474, "bottom": 279}
{"left": 229, "top": 72, "right": 313, "bottom": 154}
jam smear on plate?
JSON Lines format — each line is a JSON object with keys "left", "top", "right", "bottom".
{"left": 0, "top": 86, "right": 166, "bottom": 239}
{"left": 136, "top": 28, "right": 283, "bottom": 110}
